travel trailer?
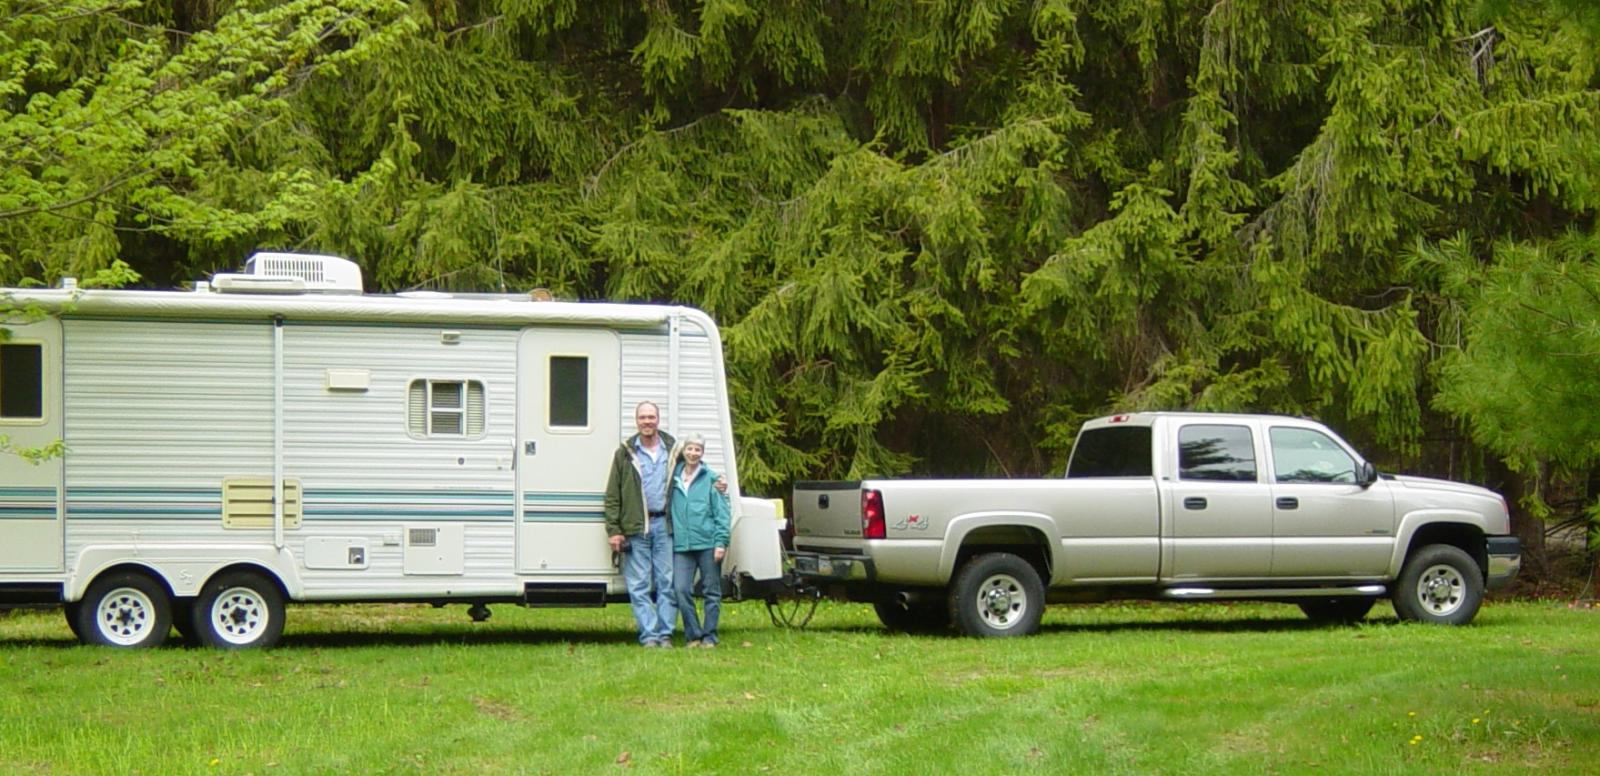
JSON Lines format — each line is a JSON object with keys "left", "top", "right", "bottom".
{"left": 0, "top": 253, "right": 786, "bottom": 648}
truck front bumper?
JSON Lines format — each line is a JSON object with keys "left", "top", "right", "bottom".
{"left": 790, "top": 551, "right": 876, "bottom": 584}
{"left": 1486, "top": 536, "right": 1521, "bottom": 592}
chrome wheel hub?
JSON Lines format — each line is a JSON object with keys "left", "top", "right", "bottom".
{"left": 976, "top": 573, "right": 1027, "bottom": 630}
{"left": 1416, "top": 564, "right": 1465, "bottom": 615}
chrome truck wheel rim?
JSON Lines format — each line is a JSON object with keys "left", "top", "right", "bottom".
{"left": 977, "top": 573, "right": 1028, "bottom": 630}
{"left": 1415, "top": 564, "right": 1466, "bottom": 616}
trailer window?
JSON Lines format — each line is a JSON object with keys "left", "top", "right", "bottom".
{"left": 548, "top": 356, "right": 589, "bottom": 428}
{"left": 0, "top": 343, "right": 43, "bottom": 420}
{"left": 407, "top": 379, "right": 486, "bottom": 437}
{"left": 1178, "top": 424, "right": 1258, "bottom": 482}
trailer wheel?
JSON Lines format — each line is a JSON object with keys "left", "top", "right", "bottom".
{"left": 171, "top": 599, "right": 198, "bottom": 645}
{"left": 192, "top": 571, "right": 285, "bottom": 649}
{"left": 76, "top": 572, "right": 172, "bottom": 648}
{"left": 1297, "top": 597, "right": 1376, "bottom": 624}
{"left": 1392, "top": 544, "right": 1484, "bottom": 625}
{"left": 63, "top": 602, "right": 83, "bottom": 641}
{"left": 873, "top": 598, "right": 950, "bottom": 633}
{"left": 949, "top": 553, "right": 1044, "bottom": 637}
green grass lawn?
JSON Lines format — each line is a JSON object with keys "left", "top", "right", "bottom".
{"left": 2, "top": 598, "right": 1595, "bottom": 774}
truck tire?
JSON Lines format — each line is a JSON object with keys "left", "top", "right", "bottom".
{"left": 1297, "top": 597, "right": 1376, "bottom": 624}
{"left": 949, "top": 553, "right": 1044, "bottom": 637}
{"left": 873, "top": 599, "right": 951, "bottom": 633}
{"left": 75, "top": 572, "right": 172, "bottom": 648}
{"left": 191, "top": 571, "right": 285, "bottom": 649}
{"left": 1392, "top": 544, "right": 1484, "bottom": 625}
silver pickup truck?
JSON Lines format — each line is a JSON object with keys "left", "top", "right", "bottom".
{"left": 791, "top": 412, "right": 1522, "bottom": 637}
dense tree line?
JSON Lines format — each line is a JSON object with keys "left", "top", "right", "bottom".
{"left": 3, "top": 1, "right": 1598, "bottom": 577}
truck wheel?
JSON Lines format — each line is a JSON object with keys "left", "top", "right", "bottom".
{"left": 192, "top": 571, "right": 285, "bottom": 649}
{"left": 873, "top": 599, "right": 951, "bottom": 633}
{"left": 1297, "top": 597, "right": 1376, "bottom": 624}
{"left": 1392, "top": 544, "right": 1484, "bottom": 625}
{"left": 76, "top": 572, "right": 172, "bottom": 648}
{"left": 949, "top": 553, "right": 1044, "bottom": 637}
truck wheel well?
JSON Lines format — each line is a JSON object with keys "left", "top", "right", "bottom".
{"left": 1405, "top": 523, "right": 1487, "bottom": 577}
{"left": 954, "top": 526, "right": 1052, "bottom": 583}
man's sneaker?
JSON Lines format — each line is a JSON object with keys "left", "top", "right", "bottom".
{"left": 642, "top": 640, "right": 660, "bottom": 648}
{"left": 685, "top": 640, "right": 703, "bottom": 649}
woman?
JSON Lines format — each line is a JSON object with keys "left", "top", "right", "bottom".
{"left": 668, "top": 433, "right": 731, "bottom": 648}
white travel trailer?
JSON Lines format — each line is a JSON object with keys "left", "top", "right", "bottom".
{"left": 0, "top": 253, "right": 785, "bottom": 648}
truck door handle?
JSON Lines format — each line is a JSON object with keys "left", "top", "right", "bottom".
{"left": 1183, "top": 497, "right": 1207, "bottom": 510}
{"left": 1276, "top": 497, "right": 1299, "bottom": 510}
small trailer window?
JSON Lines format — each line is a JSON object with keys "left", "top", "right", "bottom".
{"left": 0, "top": 343, "right": 43, "bottom": 420}
{"left": 407, "top": 379, "right": 485, "bottom": 437}
{"left": 548, "top": 356, "right": 588, "bottom": 428}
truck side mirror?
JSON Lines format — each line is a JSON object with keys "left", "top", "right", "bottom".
{"left": 1358, "top": 461, "right": 1378, "bottom": 488}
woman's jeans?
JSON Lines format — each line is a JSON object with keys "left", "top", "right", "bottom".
{"left": 673, "top": 548, "right": 722, "bottom": 643}
{"left": 624, "top": 516, "right": 676, "bottom": 644}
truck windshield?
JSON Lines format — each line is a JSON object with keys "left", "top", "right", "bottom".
{"left": 1066, "top": 426, "right": 1153, "bottom": 478}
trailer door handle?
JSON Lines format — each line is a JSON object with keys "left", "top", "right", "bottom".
{"left": 1276, "top": 497, "right": 1299, "bottom": 510}
{"left": 524, "top": 441, "right": 537, "bottom": 455}
{"left": 1183, "top": 497, "right": 1207, "bottom": 510}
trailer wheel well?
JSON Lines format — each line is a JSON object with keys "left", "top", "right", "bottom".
{"left": 953, "top": 525, "right": 1053, "bottom": 584}
{"left": 201, "top": 564, "right": 290, "bottom": 599}
{"left": 82, "top": 563, "right": 176, "bottom": 601}
{"left": 1405, "top": 523, "right": 1487, "bottom": 578}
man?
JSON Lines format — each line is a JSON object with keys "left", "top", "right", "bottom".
{"left": 603, "top": 401, "right": 726, "bottom": 647}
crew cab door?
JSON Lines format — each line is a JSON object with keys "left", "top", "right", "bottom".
{"left": 1164, "top": 422, "right": 1272, "bottom": 579}
{"left": 1266, "top": 425, "right": 1395, "bottom": 577}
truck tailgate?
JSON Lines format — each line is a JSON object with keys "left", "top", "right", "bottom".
{"left": 792, "top": 481, "right": 865, "bottom": 541}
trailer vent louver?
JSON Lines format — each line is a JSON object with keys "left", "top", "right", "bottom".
{"left": 409, "top": 528, "right": 438, "bottom": 547}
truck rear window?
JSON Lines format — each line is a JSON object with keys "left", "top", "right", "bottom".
{"left": 1067, "top": 426, "right": 1153, "bottom": 478}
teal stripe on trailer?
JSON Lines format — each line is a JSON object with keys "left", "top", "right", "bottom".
{"left": 522, "top": 492, "right": 604, "bottom": 503}
{"left": 0, "top": 508, "right": 58, "bottom": 517}
{"left": 522, "top": 511, "right": 605, "bottom": 522}
{"left": 0, "top": 487, "right": 57, "bottom": 497}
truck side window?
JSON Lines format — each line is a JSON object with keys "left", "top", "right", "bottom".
{"left": 1178, "top": 424, "right": 1257, "bottom": 482}
{"left": 1066, "top": 426, "right": 1153, "bottom": 477}
{"left": 1269, "top": 427, "right": 1356, "bottom": 483}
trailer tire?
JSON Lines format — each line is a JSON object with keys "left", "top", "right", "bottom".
{"left": 64, "top": 602, "right": 83, "bottom": 641}
{"left": 171, "top": 599, "right": 197, "bottom": 645}
{"left": 873, "top": 598, "right": 950, "bottom": 633}
{"left": 76, "top": 572, "right": 172, "bottom": 648}
{"left": 192, "top": 571, "right": 285, "bottom": 649}
{"left": 949, "top": 553, "right": 1044, "bottom": 638}
{"left": 1392, "top": 544, "right": 1484, "bottom": 625}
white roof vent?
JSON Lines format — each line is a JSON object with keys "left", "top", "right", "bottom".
{"left": 212, "top": 252, "right": 363, "bottom": 294}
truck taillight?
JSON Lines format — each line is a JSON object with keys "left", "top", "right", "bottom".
{"left": 862, "top": 489, "right": 886, "bottom": 540}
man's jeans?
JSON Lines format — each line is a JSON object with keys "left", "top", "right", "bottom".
{"left": 673, "top": 548, "right": 722, "bottom": 644}
{"left": 624, "top": 516, "right": 676, "bottom": 644}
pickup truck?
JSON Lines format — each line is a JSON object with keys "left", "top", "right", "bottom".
{"left": 790, "top": 412, "right": 1522, "bottom": 637}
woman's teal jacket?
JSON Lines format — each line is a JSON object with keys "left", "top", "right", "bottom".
{"left": 669, "top": 461, "right": 731, "bottom": 551}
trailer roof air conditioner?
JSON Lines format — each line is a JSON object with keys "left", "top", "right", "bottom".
{"left": 211, "top": 252, "right": 364, "bottom": 294}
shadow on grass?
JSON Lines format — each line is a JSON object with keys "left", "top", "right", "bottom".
{"left": 279, "top": 626, "right": 644, "bottom": 649}
{"left": 798, "top": 614, "right": 1407, "bottom": 638}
